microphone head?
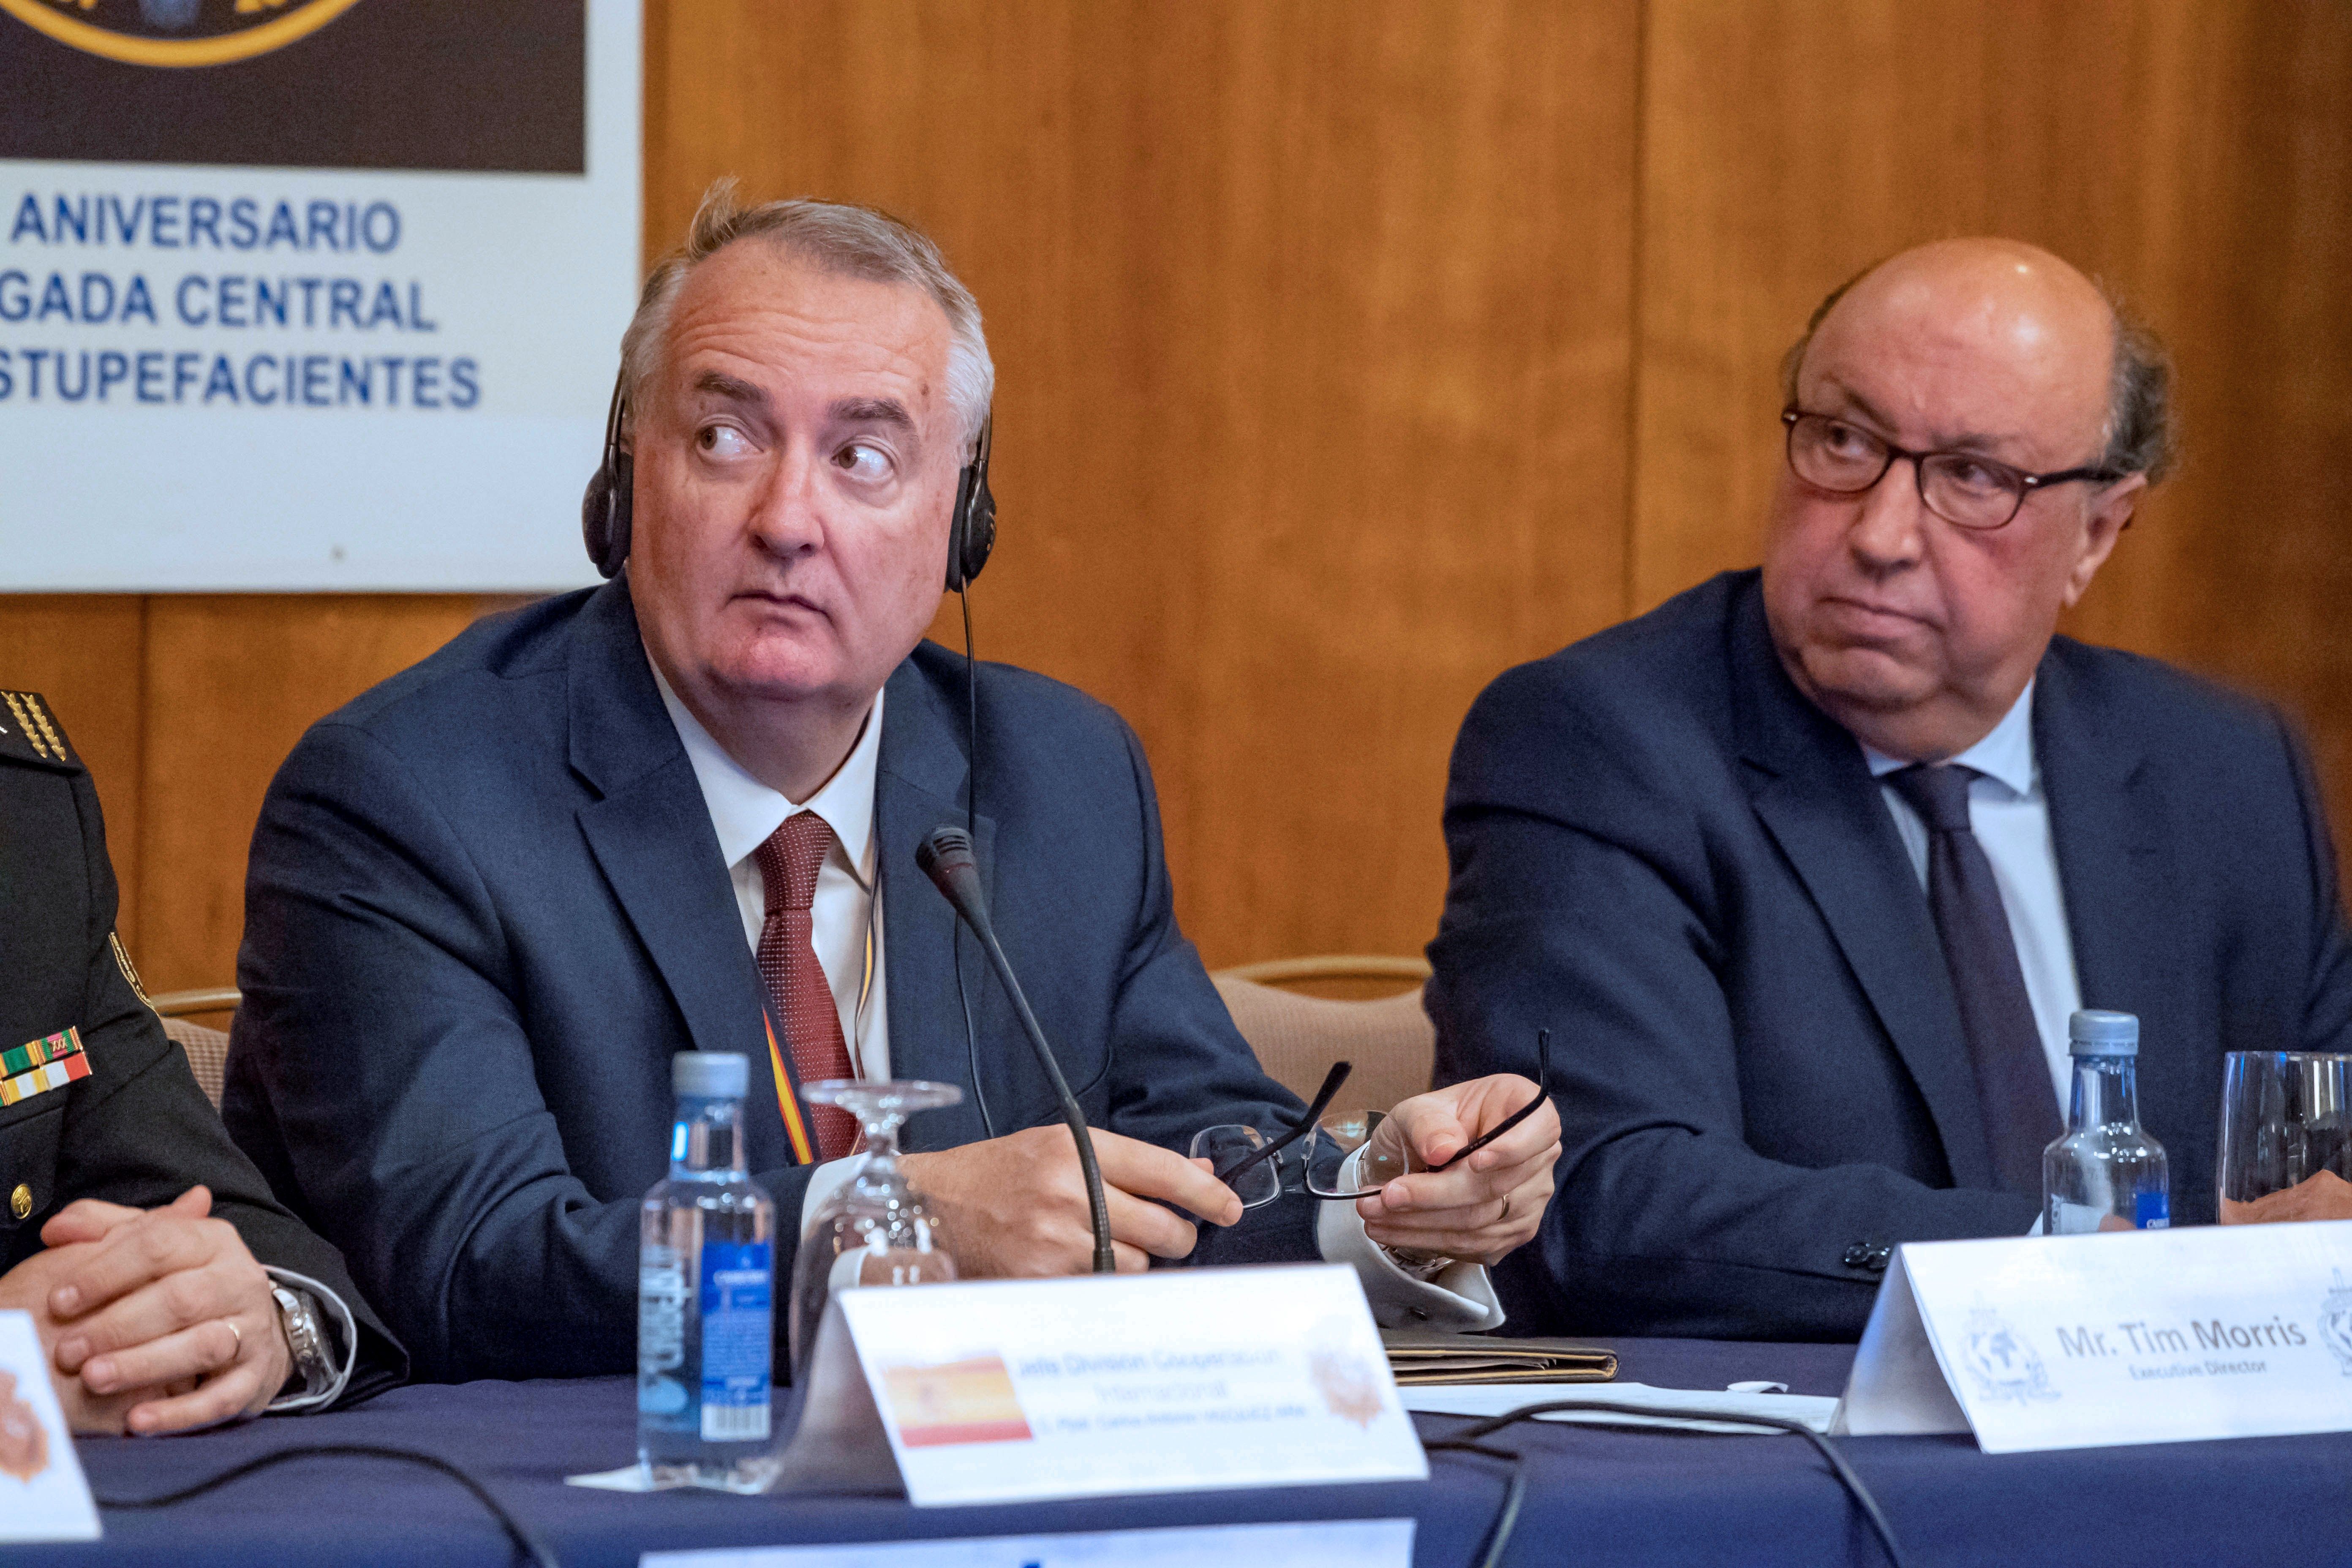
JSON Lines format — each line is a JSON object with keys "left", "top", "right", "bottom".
{"left": 916, "top": 824, "right": 980, "bottom": 885}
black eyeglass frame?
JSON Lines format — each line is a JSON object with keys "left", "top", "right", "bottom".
{"left": 1780, "top": 408, "right": 2122, "bottom": 531}
{"left": 1207, "top": 1058, "right": 1353, "bottom": 1197}
{"left": 1205, "top": 1027, "right": 1555, "bottom": 1203}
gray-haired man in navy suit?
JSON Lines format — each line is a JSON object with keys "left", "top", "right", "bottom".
{"left": 225, "top": 184, "right": 1560, "bottom": 1382}
{"left": 1431, "top": 238, "right": 2352, "bottom": 1342}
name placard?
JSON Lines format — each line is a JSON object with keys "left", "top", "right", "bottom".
{"left": 0, "top": 1309, "right": 101, "bottom": 1544}
{"left": 644, "top": 1518, "right": 1416, "bottom": 1568}
{"left": 1837, "top": 1220, "right": 2352, "bottom": 1453}
{"left": 773, "top": 1265, "right": 1427, "bottom": 1506}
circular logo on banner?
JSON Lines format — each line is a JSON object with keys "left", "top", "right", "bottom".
{"left": 0, "top": 0, "right": 365, "bottom": 68}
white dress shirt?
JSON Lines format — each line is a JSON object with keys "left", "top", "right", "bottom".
{"left": 1860, "top": 682, "right": 2083, "bottom": 1115}
{"left": 649, "top": 650, "right": 1500, "bottom": 1328}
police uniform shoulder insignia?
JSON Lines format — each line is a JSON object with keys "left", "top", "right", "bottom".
{"left": 0, "top": 691, "right": 79, "bottom": 770}
{"left": 110, "top": 932, "right": 154, "bottom": 1012}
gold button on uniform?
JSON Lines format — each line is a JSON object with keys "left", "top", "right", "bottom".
{"left": 8, "top": 1184, "right": 30, "bottom": 1222}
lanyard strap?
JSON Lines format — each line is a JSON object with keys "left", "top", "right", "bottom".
{"left": 762, "top": 1006, "right": 818, "bottom": 1166}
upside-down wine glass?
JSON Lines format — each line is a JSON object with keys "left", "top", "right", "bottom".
{"left": 787, "top": 1079, "right": 962, "bottom": 1380}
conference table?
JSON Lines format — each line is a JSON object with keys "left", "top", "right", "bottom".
{"left": 21, "top": 1337, "right": 2350, "bottom": 1568}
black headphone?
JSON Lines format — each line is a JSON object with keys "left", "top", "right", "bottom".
{"left": 580, "top": 368, "right": 997, "bottom": 590}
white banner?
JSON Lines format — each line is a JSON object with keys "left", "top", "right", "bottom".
{"left": 0, "top": 0, "right": 636, "bottom": 591}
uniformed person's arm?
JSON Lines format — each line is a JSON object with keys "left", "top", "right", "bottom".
{"left": 0, "top": 692, "right": 403, "bottom": 1431}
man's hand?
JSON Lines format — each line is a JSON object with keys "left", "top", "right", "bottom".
{"left": 33, "top": 1186, "right": 290, "bottom": 1435}
{"left": 1355, "top": 1075, "right": 1560, "bottom": 1264}
{"left": 0, "top": 1243, "right": 172, "bottom": 1433}
{"left": 2219, "top": 1169, "right": 2352, "bottom": 1225}
{"left": 902, "top": 1127, "right": 1245, "bottom": 1277}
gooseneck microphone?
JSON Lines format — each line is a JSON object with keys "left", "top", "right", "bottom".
{"left": 916, "top": 825, "right": 1116, "bottom": 1275}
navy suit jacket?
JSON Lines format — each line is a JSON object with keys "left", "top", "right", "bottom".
{"left": 223, "top": 580, "right": 1313, "bottom": 1382}
{"left": 1429, "top": 570, "right": 2352, "bottom": 1340}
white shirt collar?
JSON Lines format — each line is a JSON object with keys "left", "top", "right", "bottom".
{"left": 1861, "top": 680, "right": 2037, "bottom": 798}
{"left": 645, "top": 650, "right": 882, "bottom": 887}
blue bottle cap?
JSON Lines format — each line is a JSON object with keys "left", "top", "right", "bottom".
{"left": 2068, "top": 1010, "right": 2139, "bottom": 1056}
{"left": 673, "top": 1050, "right": 749, "bottom": 1098}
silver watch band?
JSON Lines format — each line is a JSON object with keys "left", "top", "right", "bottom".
{"left": 271, "top": 1283, "right": 334, "bottom": 1400}
{"left": 1376, "top": 1242, "right": 1456, "bottom": 1282}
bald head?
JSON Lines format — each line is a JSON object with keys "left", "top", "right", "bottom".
{"left": 1783, "top": 239, "right": 2171, "bottom": 482}
{"left": 1761, "top": 237, "right": 2163, "bottom": 762}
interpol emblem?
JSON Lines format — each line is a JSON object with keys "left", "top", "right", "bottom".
{"left": 2319, "top": 1271, "right": 2352, "bottom": 1377}
{"left": 0, "top": 0, "right": 362, "bottom": 68}
{"left": 1961, "top": 1307, "right": 2060, "bottom": 1405}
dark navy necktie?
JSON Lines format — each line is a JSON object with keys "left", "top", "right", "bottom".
{"left": 1885, "top": 763, "right": 2062, "bottom": 1193}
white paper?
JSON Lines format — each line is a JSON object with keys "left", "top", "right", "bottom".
{"left": 1401, "top": 1380, "right": 1838, "bottom": 1435}
{"left": 824, "top": 1265, "right": 1427, "bottom": 1508}
{"left": 0, "top": 1309, "right": 101, "bottom": 1543}
{"left": 641, "top": 1518, "right": 1416, "bottom": 1568}
{"left": 1838, "top": 1221, "right": 2352, "bottom": 1452}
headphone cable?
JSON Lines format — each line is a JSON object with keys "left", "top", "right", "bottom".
{"left": 955, "top": 583, "right": 997, "bottom": 1139}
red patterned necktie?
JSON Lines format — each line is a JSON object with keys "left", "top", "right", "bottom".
{"left": 753, "top": 812, "right": 858, "bottom": 1161}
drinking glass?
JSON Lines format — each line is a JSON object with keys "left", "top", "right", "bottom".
{"left": 2216, "top": 1052, "right": 2352, "bottom": 1223}
{"left": 787, "top": 1079, "right": 961, "bottom": 1378}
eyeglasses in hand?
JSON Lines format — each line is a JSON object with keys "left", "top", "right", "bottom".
{"left": 1189, "top": 1027, "right": 1554, "bottom": 1208}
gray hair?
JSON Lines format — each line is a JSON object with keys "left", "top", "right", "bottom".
{"left": 618, "top": 179, "right": 994, "bottom": 458}
{"left": 1779, "top": 261, "right": 2175, "bottom": 484}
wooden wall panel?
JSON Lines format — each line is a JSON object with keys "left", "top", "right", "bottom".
{"left": 0, "top": 597, "right": 146, "bottom": 945}
{"left": 647, "top": 0, "right": 1641, "bottom": 965}
{"left": 1633, "top": 1, "right": 2352, "bottom": 841}
{"left": 133, "top": 597, "right": 506, "bottom": 994}
{"left": 5, "top": 1, "right": 2344, "bottom": 998}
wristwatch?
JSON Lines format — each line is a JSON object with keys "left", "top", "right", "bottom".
{"left": 271, "top": 1283, "right": 335, "bottom": 1401}
{"left": 1377, "top": 1242, "right": 1456, "bottom": 1283}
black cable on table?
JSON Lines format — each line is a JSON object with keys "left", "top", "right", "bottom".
{"left": 93, "top": 1441, "right": 560, "bottom": 1568}
{"left": 1424, "top": 1399, "right": 1910, "bottom": 1568}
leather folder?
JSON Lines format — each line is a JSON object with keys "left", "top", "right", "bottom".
{"left": 1382, "top": 1331, "right": 1618, "bottom": 1386}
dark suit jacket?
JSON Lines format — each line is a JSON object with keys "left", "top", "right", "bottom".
{"left": 0, "top": 696, "right": 403, "bottom": 1403}
{"left": 224, "top": 579, "right": 1315, "bottom": 1383}
{"left": 1428, "top": 570, "right": 2352, "bottom": 1340}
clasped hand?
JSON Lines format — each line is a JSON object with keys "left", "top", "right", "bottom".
{"left": 901, "top": 1073, "right": 1557, "bottom": 1277}
{"left": 0, "top": 1186, "right": 290, "bottom": 1434}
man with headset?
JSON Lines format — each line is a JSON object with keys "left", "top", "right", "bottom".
{"left": 222, "top": 184, "right": 1560, "bottom": 1382}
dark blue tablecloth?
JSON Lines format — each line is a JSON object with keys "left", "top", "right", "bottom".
{"left": 17, "top": 1339, "right": 2352, "bottom": 1567}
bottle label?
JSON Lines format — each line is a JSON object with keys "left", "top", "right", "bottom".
{"left": 2136, "top": 1190, "right": 2170, "bottom": 1230}
{"left": 699, "top": 1240, "right": 773, "bottom": 1443}
{"left": 637, "top": 1245, "right": 691, "bottom": 1432}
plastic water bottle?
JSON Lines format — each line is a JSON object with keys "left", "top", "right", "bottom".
{"left": 2042, "top": 1010, "right": 2170, "bottom": 1234}
{"left": 639, "top": 1052, "right": 777, "bottom": 1488}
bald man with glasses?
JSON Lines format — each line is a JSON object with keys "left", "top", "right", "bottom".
{"left": 1429, "top": 238, "right": 2352, "bottom": 1342}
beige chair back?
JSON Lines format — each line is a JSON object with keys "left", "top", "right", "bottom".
{"left": 160, "top": 1017, "right": 230, "bottom": 1110}
{"left": 149, "top": 988, "right": 240, "bottom": 1111}
{"left": 1211, "top": 956, "right": 1435, "bottom": 1116}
